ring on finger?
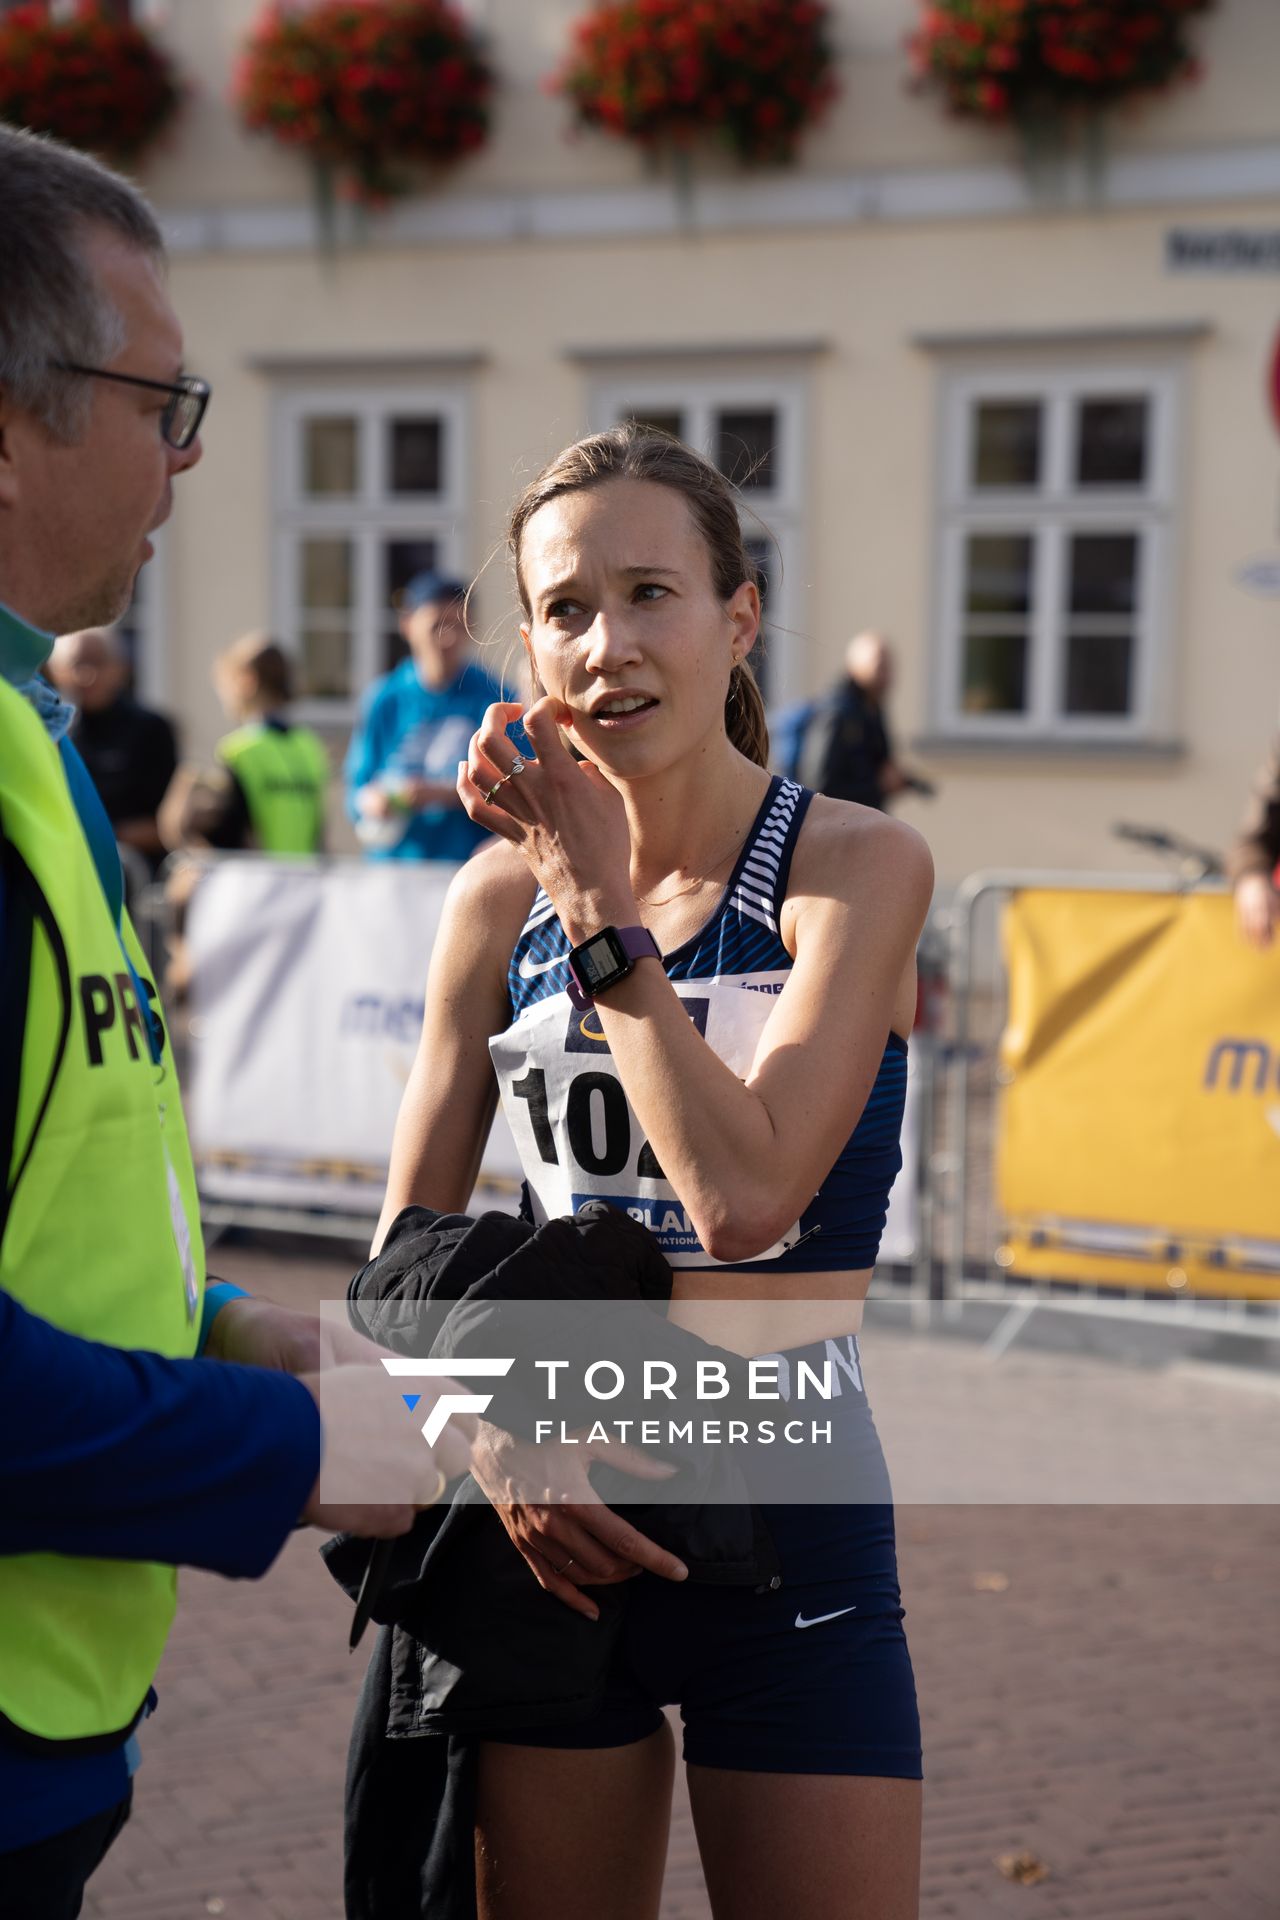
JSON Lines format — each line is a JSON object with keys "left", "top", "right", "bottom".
{"left": 554, "top": 1555, "right": 576, "bottom": 1576}
{"left": 482, "top": 753, "right": 527, "bottom": 807}
{"left": 414, "top": 1465, "right": 448, "bottom": 1511}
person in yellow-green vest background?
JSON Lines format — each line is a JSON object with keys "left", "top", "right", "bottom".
{"left": 0, "top": 126, "right": 473, "bottom": 1920}
{"left": 162, "top": 632, "right": 330, "bottom": 857}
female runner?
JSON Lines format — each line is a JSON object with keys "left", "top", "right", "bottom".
{"left": 376, "top": 424, "right": 934, "bottom": 1920}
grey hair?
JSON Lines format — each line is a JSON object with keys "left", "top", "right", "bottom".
{"left": 0, "top": 126, "right": 165, "bottom": 444}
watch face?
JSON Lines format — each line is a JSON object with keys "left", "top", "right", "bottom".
{"left": 578, "top": 930, "right": 627, "bottom": 990}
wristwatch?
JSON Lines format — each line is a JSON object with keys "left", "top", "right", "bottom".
{"left": 566, "top": 924, "right": 662, "bottom": 1010}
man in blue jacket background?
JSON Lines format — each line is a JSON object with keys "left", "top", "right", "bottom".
{"left": 345, "top": 570, "right": 509, "bottom": 861}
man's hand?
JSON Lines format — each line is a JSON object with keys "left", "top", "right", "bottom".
{"left": 296, "top": 1361, "right": 478, "bottom": 1538}
{"left": 468, "top": 1420, "right": 685, "bottom": 1622}
{"left": 204, "top": 1295, "right": 322, "bottom": 1373}
{"left": 1235, "top": 872, "right": 1277, "bottom": 950}
{"left": 356, "top": 783, "right": 393, "bottom": 820}
{"left": 205, "top": 1296, "right": 403, "bottom": 1376}
{"left": 208, "top": 1300, "right": 480, "bottom": 1536}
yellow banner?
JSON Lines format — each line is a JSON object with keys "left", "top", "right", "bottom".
{"left": 998, "top": 889, "right": 1280, "bottom": 1299}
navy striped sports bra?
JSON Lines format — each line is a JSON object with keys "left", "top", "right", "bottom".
{"left": 488, "top": 776, "right": 907, "bottom": 1271}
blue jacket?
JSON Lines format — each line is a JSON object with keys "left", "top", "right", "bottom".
{"left": 343, "top": 658, "right": 508, "bottom": 862}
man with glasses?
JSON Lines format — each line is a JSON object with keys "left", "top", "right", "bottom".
{"left": 0, "top": 126, "right": 469, "bottom": 1920}
{"left": 50, "top": 360, "right": 210, "bottom": 454}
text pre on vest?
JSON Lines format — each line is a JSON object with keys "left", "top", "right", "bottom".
{"left": 80, "top": 970, "right": 163, "bottom": 1067}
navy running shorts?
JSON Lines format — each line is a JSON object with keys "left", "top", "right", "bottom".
{"left": 486, "top": 1333, "right": 923, "bottom": 1780}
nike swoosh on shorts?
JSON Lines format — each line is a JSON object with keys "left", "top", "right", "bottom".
{"left": 518, "top": 951, "right": 570, "bottom": 980}
{"left": 794, "top": 1606, "right": 857, "bottom": 1629}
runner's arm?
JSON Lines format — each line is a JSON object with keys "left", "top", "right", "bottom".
{"left": 566, "top": 807, "right": 932, "bottom": 1262}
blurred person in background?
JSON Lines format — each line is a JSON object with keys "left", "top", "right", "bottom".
{"left": 0, "top": 125, "right": 469, "bottom": 1920}
{"left": 777, "top": 631, "right": 932, "bottom": 812}
{"left": 344, "top": 567, "right": 507, "bottom": 859}
{"left": 46, "top": 624, "right": 177, "bottom": 875}
{"left": 161, "top": 632, "right": 329, "bottom": 857}
{"left": 1228, "top": 728, "right": 1280, "bottom": 949}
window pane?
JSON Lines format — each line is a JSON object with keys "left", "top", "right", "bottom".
{"left": 1064, "top": 631, "right": 1134, "bottom": 716}
{"left": 962, "top": 632, "right": 1028, "bottom": 714}
{"left": 1076, "top": 398, "right": 1148, "bottom": 488}
{"left": 298, "top": 627, "right": 351, "bottom": 700}
{"left": 619, "top": 409, "right": 685, "bottom": 440}
{"left": 301, "top": 538, "right": 352, "bottom": 610}
{"left": 303, "top": 418, "right": 358, "bottom": 497}
{"left": 385, "top": 537, "right": 439, "bottom": 604}
{"left": 972, "top": 401, "right": 1041, "bottom": 490}
{"left": 965, "top": 534, "right": 1033, "bottom": 616}
{"left": 1068, "top": 533, "right": 1138, "bottom": 616}
{"left": 390, "top": 417, "right": 444, "bottom": 495}
{"left": 716, "top": 409, "right": 778, "bottom": 491}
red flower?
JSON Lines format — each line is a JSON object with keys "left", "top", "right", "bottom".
{"left": 235, "top": 0, "right": 492, "bottom": 199}
{"left": 910, "top": 0, "right": 1215, "bottom": 122}
{"left": 0, "top": 2, "right": 180, "bottom": 160}
{"left": 554, "top": 0, "right": 837, "bottom": 166}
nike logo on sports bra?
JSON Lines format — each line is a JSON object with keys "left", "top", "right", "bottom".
{"left": 518, "top": 949, "right": 570, "bottom": 981}
{"left": 794, "top": 1606, "right": 857, "bottom": 1629}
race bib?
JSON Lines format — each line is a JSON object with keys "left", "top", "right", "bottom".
{"left": 490, "top": 975, "right": 802, "bottom": 1266}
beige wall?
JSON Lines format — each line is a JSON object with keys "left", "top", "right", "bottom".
{"left": 131, "top": 0, "right": 1280, "bottom": 886}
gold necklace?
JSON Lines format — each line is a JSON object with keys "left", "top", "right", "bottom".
{"left": 633, "top": 822, "right": 752, "bottom": 911}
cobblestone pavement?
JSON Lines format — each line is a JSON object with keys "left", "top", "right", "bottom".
{"left": 84, "top": 1242, "right": 1280, "bottom": 1920}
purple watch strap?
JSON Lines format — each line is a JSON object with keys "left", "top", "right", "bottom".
{"left": 615, "top": 925, "right": 661, "bottom": 966}
{"left": 566, "top": 924, "right": 661, "bottom": 1009}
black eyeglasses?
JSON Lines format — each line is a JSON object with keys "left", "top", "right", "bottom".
{"left": 50, "top": 362, "right": 211, "bottom": 451}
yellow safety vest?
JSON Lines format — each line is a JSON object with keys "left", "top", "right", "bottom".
{"left": 0, "top": 675, "right": 204, "bottom": 1747}
{"left": 217, "top": 722, "right": 328, "bottom": 856}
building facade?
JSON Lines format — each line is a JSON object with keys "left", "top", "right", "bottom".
{"left": 68, "top": 0, "right": 1280, "bottom": 883}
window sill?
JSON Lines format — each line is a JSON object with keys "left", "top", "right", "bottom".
{"left": 911, "top": 734, "right": 1187, "bottom": 763}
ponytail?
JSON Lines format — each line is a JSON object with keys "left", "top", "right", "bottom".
{"left": 726, "top": 659, "right": 769, "bottom": 769}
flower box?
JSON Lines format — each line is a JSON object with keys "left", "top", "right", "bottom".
{"left": 554, "top": 0, "right": 838, "bottom": 170}
{"left": 236, "top": 0, "right": 492, "bottom": 206}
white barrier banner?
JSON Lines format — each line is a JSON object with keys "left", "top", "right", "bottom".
{"left": 187, "top": 857, "right": 522, "bottom": 1216}
{"left": 186, "top": 855, "right": 920, "bottom": 1258}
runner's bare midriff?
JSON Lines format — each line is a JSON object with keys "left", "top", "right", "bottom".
{"left": 667, "top": 1267, "right": 871, "bottom": 1358}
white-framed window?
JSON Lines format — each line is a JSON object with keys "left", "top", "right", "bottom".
{"left": 270, "top": 383, "right": 469, "bottom": 720}
{"left": 931, "top": 363, "right": 1181, "bottom": 742}
{"left": 589, "top": 376, "right": 807, "bottom": 708}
